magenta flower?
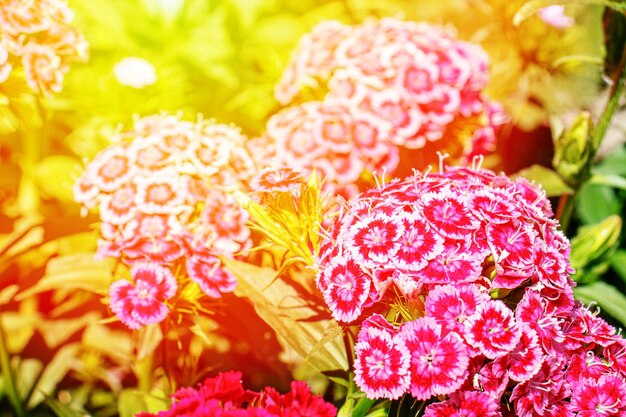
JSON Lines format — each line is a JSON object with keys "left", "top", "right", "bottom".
{"left": 354, "top": 315, "right": 410, "bottom": 399}
{"left": 570, "top": 375, "right": 626, "bottom": 417}
{"left": 398, "top": 317, "right": 469, "bottom": 400}
{"left": 516, "top": 289, "right": 565, "bottom": 354}
{"left": 538, "top": 6, "right": 574, "bottom": 29}
{"left": 425, "top": 284, "right": 489, "bottom": 334}
{"left": 465, "top": 300, "right": 521, "bottom": 359}
{"left": 316, "top": 257, "right": 371, "bottom": 323}
{"left": 346, "top": 212, "right": 404, "bottom": 268}
{"left": 109, "top": 262, "right": 177, "bottom": 329}
{"left": 504, "top": 324, "right": 543, "bottom": 383}
{"left": 392, "top": 211, "right": 444, "bottom": 270}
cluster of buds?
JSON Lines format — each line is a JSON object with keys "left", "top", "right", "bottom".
{"left": 74, "top": 114, "right": 255, "bottom": 329}
{"left": 315, "top": 166, "right": 626, "bottom": 416}
{"left": 0, "top": 0, "right": 88, "bottom": 95}
{"left": 258, "top": 18, "right": 506, "bottom": 197}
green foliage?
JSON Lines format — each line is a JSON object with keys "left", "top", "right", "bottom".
{"left": 45, "top": 397, "right": 85, "bottom": 417}
{"left": 576, "top": 182, "right": 623, "bottom": 224}
{"left": 611, "top": 250, "right": 626, "bottom": 284}
{"left": 223, "top": 258, "right": 348, "bottom": 372}
{"left": 574, "top": 281, "right": 626, "bottom": 325}
{"left": 117, "top": 389, "right": 168, "bottom": 417}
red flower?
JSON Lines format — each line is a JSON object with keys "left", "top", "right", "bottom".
{"left": 137, "top": 371, "right": 336, "bottom": 417}
{"left": 260, "top": 381, "right": 337, "bottom": 417}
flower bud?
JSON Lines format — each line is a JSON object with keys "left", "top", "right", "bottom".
{"left": 553, "top": 112, "right": 593, "bottom": 185}
{"left": 571, "top": 215, "right": 622, "bottom": 283}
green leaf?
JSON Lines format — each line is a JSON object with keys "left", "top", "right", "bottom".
{"left": 588, "top": 173, "right": 626, "bottom": 190}
{"left": 45, "top": 397, "right": 85, "bottom": 417}
{"left": 27, "top": 344, "right": 81, "bottom": 409}
{"left": 514, "top": 0, "right": 626, "bottom": 26}
{"left": 575, "top": 183, "right": 623, "bottom": 224}
{"left": 595, "top": 146, "right": 626, "bottom": 176}
{"left": 38, "top": 313, "right": 101, "bottom": 349}
{"left": 117, "top": 389, "right": 168, "bottom": 417}
{"left": 16, "top": 253, "right": 116, "bottom": 300}
{"left": 610, "top": 250, "right": 626, "bottom": 285}
{"left": 82, "top": 323, "right": 133, "bottom": 363}
{"left": 574, "top": 281, "right": 626, "bottom": 327}
{"left": 513, "top": 165, "right": 574, "bottom": 197}
{"left": 15, "top": 358, "right": 43, "bottom": 401}
{"left": 223, "top": 258, "right": 348, "bottom": 372}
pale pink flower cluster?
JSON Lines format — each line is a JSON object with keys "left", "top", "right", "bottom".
{"left": 0, "top": 0, "right": 88, "bottom": 94}
{"left": 74, "top": 115, "right": 255, "bottom": 329}
{"left": 316, "top": 167, "right": 626, "bottom": 416}
{"left": 260, "top": 19, "right": 506, "bottom": 197}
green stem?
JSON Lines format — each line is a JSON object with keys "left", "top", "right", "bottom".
{"left": 0, "top": 318, "right": 26, "bottom": 417}
{"left": 593, "top": 42, "right": 626, "bottom": 154}
{"left": 558, "top": 41, "right": 626, "bottom": 231}
{"left": 137, "top": 352, "right": 153, "bottom": 393}
{"left": 556, "top": 193, "right": 576, "bottom": 232}
{"left": 16, "top": 109, "right": 44, "bottom": 216}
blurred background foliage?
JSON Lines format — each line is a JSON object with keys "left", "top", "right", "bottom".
{"left": 0, "top": 0, "right": 608, "bottom": 217}
{"left": 0, "top": 0, "right": 625, "bottom": 416}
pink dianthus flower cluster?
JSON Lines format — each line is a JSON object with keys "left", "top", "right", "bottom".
{"left": 0, "top": 0, "right": 88, "bottom": 94}
{"left": 258, "top": 19, "right": 506, "bottom": 197}
{"left": 316, "top": 166, "right": 626, "bottom": 416}
{"left": 74, "top": 115, "right": 255, "bottom": 329}
{"left": 136, "top": 371, "right": 337, "bottom": 417}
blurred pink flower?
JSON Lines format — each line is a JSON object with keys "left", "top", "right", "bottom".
{"left": 109, "top": 262, "right": 177, "bottom": 329}
{"left": 264, "top": 18, "right": 507, "bottom": 197}
{"left": 0, "top": 0, "right": 87, "bottom": 94}
{"left": 75, "top": 115, "right": 256, "bottom": 327}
